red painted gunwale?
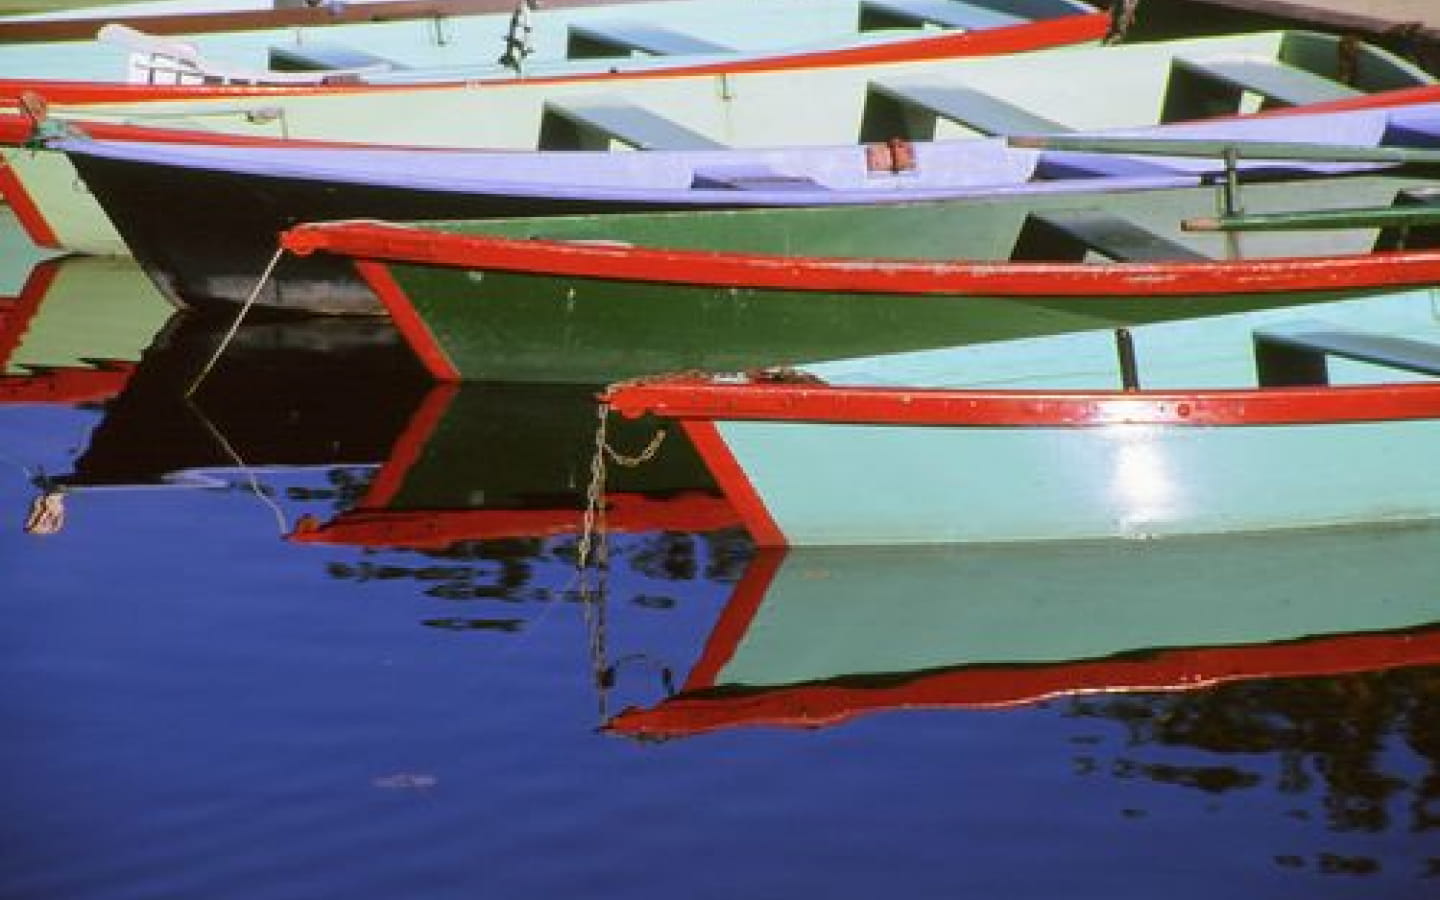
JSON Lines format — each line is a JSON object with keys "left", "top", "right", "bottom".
{"left": 607, "top": 623, "right": 1440, "bottom": 737}
{"left": 283, "top": 221, "right": 1440, "bottom": 298}
{"left": 604, "top": 379, "right": 1440, "bottom": 428}
{"left": 0, "top": 14, "right": 1107, "bottom": 105}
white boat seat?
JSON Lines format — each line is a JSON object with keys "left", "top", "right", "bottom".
{"left": 1011, "top": 209, "right": 1212, "bottom": 262}
{"left": 858, "top": 0, "right": 1026, "bottom": 30}
{"left": 539, "top": 97, "right": 727, "bottom": 150}
{"left": 1254, "top": 322, "right": 1440, "bottom": 385}
{"left": 566, "top": 22, "right": 733, "bottom": 58}
{"left": 864, "top": 80, "right": 1070, "bottom": 139}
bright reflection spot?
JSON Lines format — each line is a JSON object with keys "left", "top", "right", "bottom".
{"left": 1106, "top": 425, "right": 1176, "bottom": 536}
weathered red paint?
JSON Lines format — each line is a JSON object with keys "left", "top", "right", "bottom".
{"left": 678, "top": 419, "right": 787, "bottom": 547}
{"left": 352, "top": 258, "right": 460, "bottom": 381}
{"left": 0, "top": 362, "right": 137, "bottom": 405}
{"left": 283, "top": 220, "right": 1440, "bottom": 298}
{"left": 0, "top": 259, "right": 60, "bottom": 363}
{"left": 606, "top": 378, "right": 1440, "bottom": 429}
{"left": 289, "top": 490, "right": 738, "bottom": 548}
{"left": 607, "top": 625, "right": 1440, "bottom": 737}
{"left": 357, "top": 380, "right": 460, "bottom": 509}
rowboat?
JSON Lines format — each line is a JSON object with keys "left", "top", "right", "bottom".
{"left": 0, "top": 0, "right": 1104, "bottom": 84}
{"left": 605, "top": 528, "right": 1440, "bottom": 737}
{"left": 60, "top": 103, "right": 1424, "bottom": 312}
{"left": 283, "top": 159, "right": 1440, "bottom": 381}
{"left": 288, "top": 380, "right": 733, "bottom": 549}
{"left": 4, "top": 29, "right": 1430, "bottom": 255}
{"left": 0, "top": 0, "right": 636, "bottom": 44}
{"left": 603, "top": 277, "right": 1440, "bottom": 546}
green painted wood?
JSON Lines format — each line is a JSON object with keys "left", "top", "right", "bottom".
{"left": 1186, "top": 203, "right": 1440, "bottom": 232}
{"left": 379, "top": 174, "right": 1440, "bottom": 382}
{"left": 1254, "top": 321, "right": 1440, "bottom": 384}
{"left": 1011, "top": 134, "right": 1440, "bottom": 165}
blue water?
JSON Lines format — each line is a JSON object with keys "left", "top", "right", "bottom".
{"left": 3, "top": 258, "right": 1439, "bottom": 899}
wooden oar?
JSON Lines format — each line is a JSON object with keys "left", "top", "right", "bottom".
{"left": 1184, "top": 202, "right": 1440, "bottom": 233}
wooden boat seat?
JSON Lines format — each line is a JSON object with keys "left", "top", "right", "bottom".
{"left": 858, "top": 0, "right": 1025, "bottom": 30}
{"left": 268, "top": 43, "right": 405, "bottom": 73}
{"left": 1374, "top": 187, "right": 1440, "bottom": 251}
{"left": 1010, "top": 209, "right": 1211, "bottom": 263}
{"left": 1254, "top": 322, "right": 1440, "bottom": 386}
{"left": 539, "top": 97, "right": 728, "bottom": 150}
{"left": 690, "top": 166, "right": 826, "bottom": 191}
{"left": 864, "top": 81, "right": 1069, "bottom": 139}
{"left": 1161, "top": 55, "right": 1362, "bottom": 121}
{"left": 566, "top": 22, "right": 733, "bottom": 58}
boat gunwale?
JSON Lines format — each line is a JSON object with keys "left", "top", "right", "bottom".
{"left": 281, "top": 219, "right": 1440, "bottom": 298}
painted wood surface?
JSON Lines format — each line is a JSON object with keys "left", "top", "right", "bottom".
{"left": 283, "top": 173, "right": 1440, "bottom": 381}
{"left": 607, "top": 527, "right": 1440, "bottom": 736}
{"left": 604, "top": 289, "right": 1440, "bottom": 545}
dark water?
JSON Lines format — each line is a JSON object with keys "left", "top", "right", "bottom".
{"left": 3, "top": 246, "right": 1439, "bottom": 899}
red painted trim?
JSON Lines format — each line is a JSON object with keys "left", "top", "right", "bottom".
{"left": 353, "top": 259, "right": 459, "bottom": 381}
{"left": 0, "top": 156, "right": 59, "bottom": 248}
{"left": 680, "top": 420, "right": 787, "bottom": 548}
{"left": 358, "top": 380, "right": 459, "bottom": 509}
{"left": 284, "top": 222, "right": 1440, "bottom": 299}
{"left": 0, "top": 361, "right": 136, "bottom": 405}
{"left": 0, "top": 259, "right": 60, "bottom": 365}
{"left": 608, "top": 625, "right": 1440, "bottom": 737}
{"left": 0, "top": 13, "right": 1105, "bottom": 106}
{"left": 288, "top": 491, "right": 738, "bottom": 547}
{"left": 609, "top": 379, "right": 1440, "bottom": 429}
{"left": 681, "top": 548, "right": 786, "bottom": 691}
{"left": 5, "top": 79, "right": 1435, "bottom": 153}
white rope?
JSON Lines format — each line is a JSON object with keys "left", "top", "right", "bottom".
{"left": 186, "top": 398, "right": 289, "bottom": 535}
{"left": 185, "top": 246, "right": 286, "bottom": 398}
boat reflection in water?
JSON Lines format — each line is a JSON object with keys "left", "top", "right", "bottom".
{"left": 607, "top": 525, "right": 1440, "bottom": 739}
{"left": 289, "top": 379, "right": 735, "bottom": 550}
{"left": 22, "top": 307, "right": 431, "bottom": 538}
{"left": 1, "top": 254, "right": 171, "bottom": 405}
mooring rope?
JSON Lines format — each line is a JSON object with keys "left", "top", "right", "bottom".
{"left": 185, "top": 246, "right": 286, "bottom": 398}
{"left": 186, "top": 397, "right": 289, "bottom": 534}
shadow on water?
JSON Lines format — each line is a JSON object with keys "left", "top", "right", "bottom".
{"left": 3, "top": 243, "right": 1439, "bottom": 896}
